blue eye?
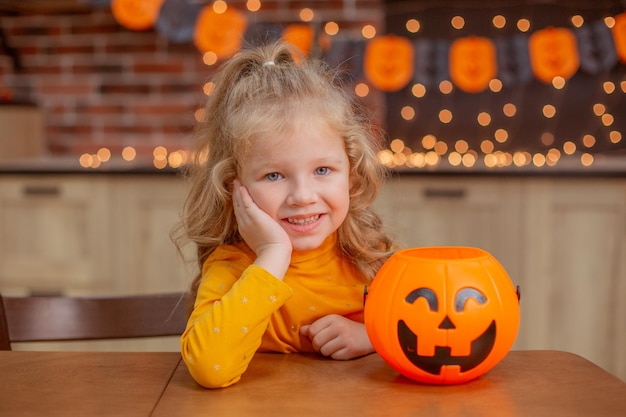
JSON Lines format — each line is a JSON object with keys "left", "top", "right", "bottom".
{"left": 315, "top": 167, "right": 330, "bottom": 175}
{"left": 265, "top": 172, "right": 282, "bottom": 181}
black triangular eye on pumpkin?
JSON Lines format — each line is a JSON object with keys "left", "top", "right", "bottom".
{"left": 405, "top": 287, "right": 438, "bottom": 311}
{"left": 455, "top": 287, "right": 487, "bottom": 312}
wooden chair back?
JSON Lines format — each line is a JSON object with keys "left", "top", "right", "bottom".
{"left": 0, "top": 292, "right": 191, "bottom": 350}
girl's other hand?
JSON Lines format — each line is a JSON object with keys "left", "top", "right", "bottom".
{"left": 233, "top": 179, "right": 292, "bottom": 279}
{"left": 300, "top": 314, "right": 374, "bottom": 360}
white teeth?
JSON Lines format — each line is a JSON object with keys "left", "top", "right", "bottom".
{"left": 287, "top": 215, "right": 320, "bottom": 225}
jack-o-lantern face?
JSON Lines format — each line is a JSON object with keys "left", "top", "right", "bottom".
{"left": 397, "top": 286, "right": 496, "bottom": 376}
{"left": 193, "top": 6, "right": 247, "bottom": 60}
{"left": 449, "top": 36, "right": 496, "bottom": 93}
{"left": 365, "top": 247, "right": 520, "bottom": 385}
{"left": 364, "top": 35, "right": 414, "bottom": 92}
{"left": 529, "top": 27, "right": 579, "bottom": 84}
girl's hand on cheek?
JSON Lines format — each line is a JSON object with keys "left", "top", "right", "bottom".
{"left": 233, "top": 180, "right": 292, "bottom": 279}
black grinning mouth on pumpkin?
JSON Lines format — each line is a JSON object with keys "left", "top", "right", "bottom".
{"left": 397, "top": 319, "right": 496, "bottom": 375}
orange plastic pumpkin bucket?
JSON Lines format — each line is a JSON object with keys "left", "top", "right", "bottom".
{"left": 365, "top": 246, "right": 520, "bottom": 384}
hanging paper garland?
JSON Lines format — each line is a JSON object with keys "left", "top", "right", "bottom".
{"left": 85, "top": 0, "right": 112, "bottom": 7}
{"left": 282, "top": 23, "right": 330, "bottom": 58}
{"left": 155, "top": 0, "right": 202, "bottom": 44}
{"left": 111, "top": 0, "right": 164, "bottom": 31}
{"left": 495, "top": 35, "right": 532, "bottom": 87}
{"left": 193, "top": 6, "right": 247, "bottom": 59}
{"left": 108, "top": 1, "right": 626, "bottom": 92}
{"left": 449, "top": 36, "right": 496, "bottom": 93}
{"left": 364, "top": 35, "right": 414, "bottom": 92}
{"left": 244, "top": 22, "right": 283, "bottom": 47}
{"left": 612, "top": 12, "right": 626, "bottom": 63}
{"left": 325, "top": 37, "right": 366, "bottom": 81}
{"left": 529, "top": 27, "right": 579, "bottom": 84}
{"left": 576, "top": 21, "right": 618, "bottom": 74}
{"left": 413, "top": 39, "right": 449, "bottom": 88}
{"left": 282, "top": 24, "right": 315, "bottom": 56}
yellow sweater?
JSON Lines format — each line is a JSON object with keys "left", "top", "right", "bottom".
{"left": 180, "top": 234, "right": 366, "bottom": 388}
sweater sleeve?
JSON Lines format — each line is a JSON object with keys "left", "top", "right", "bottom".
{"left": 181, "top": 252, "right": 293, "bottom": 389}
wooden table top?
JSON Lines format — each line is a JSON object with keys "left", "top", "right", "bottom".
{"left": 0, "top": 351, "right": 181, "bottom": 417}
{"left": 155, "top": 350, "right": 626, "bottom": 417}
{"left": 1, "top": 350, "right": 625, "bottom": 417}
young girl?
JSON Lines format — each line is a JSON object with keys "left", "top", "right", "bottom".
{"left": 175, "top": 41, "right": 396, "bottom": 389}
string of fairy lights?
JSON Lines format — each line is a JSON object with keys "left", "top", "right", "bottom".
{"left": 380, "top": 74, "right": 625, "bottom": 169}
{"left": 79, "top": 0, "right": 626, "bottom": 170}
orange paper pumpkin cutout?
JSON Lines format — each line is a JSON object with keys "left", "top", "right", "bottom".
{"left": 529, "top": 27, "right": 579, "bottom": 84}
{"left": 193, "top": 6, "right": 247, "bottom": 59}
{"left": 282, "top": 24, "right": 331, "bottom": 58}
{"left": 612, "top": 12, "right": 626, "bottom": 63}
{"left": 365, "top": 247, "right": 520, "bottom": 385}
{"left": 364, "top": 35, "right": 414, "bottom": 92}
{"left": 112, "top": 0, "right": 164, "bottom": 31}
{"left": 282, "top": 24, "right": 314, "bottom": 56}
{"left": 449, "top": 36, "right": 497, "bottom": 93}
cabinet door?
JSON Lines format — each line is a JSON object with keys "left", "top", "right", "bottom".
{"left": 374, "top": 176, "right": 523, "bottom": 280}
{"left": 0, "top": 175, "right": 110, "bottom": 295}
{"left": 111, "top": 176, "right": 197, "bottom": 294}
{"left": 521, "top": 178, "right": 626, "bottom": 380}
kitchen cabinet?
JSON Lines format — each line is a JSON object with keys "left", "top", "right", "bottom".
{"left": 0, "top": 174, "right": 195, "bottom": 296}
{"left": 518, "top": 178, "right": 626, "bottom": 381}
{"left": 374, "top": 176, "right": 523, "bottom": 281}
{"left": 110, "top": 176, "right": 195, "bottom": 294}
{"left": 0, "top": 175, "right": 111, "bottom": 295}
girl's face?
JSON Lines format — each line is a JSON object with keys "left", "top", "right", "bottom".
{"left": 238, "top": 117, "right": 351, "bottom": 252}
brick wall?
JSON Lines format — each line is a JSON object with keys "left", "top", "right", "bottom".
{"left": 0, "top": 1, "right": 383, "bottom": 159}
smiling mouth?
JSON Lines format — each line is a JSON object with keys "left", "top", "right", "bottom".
{"left": 286, "top": 215, "right": 320, "bottom": 225}
{"left": 397, "top": 319, "right": 496, "bottom": 375}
